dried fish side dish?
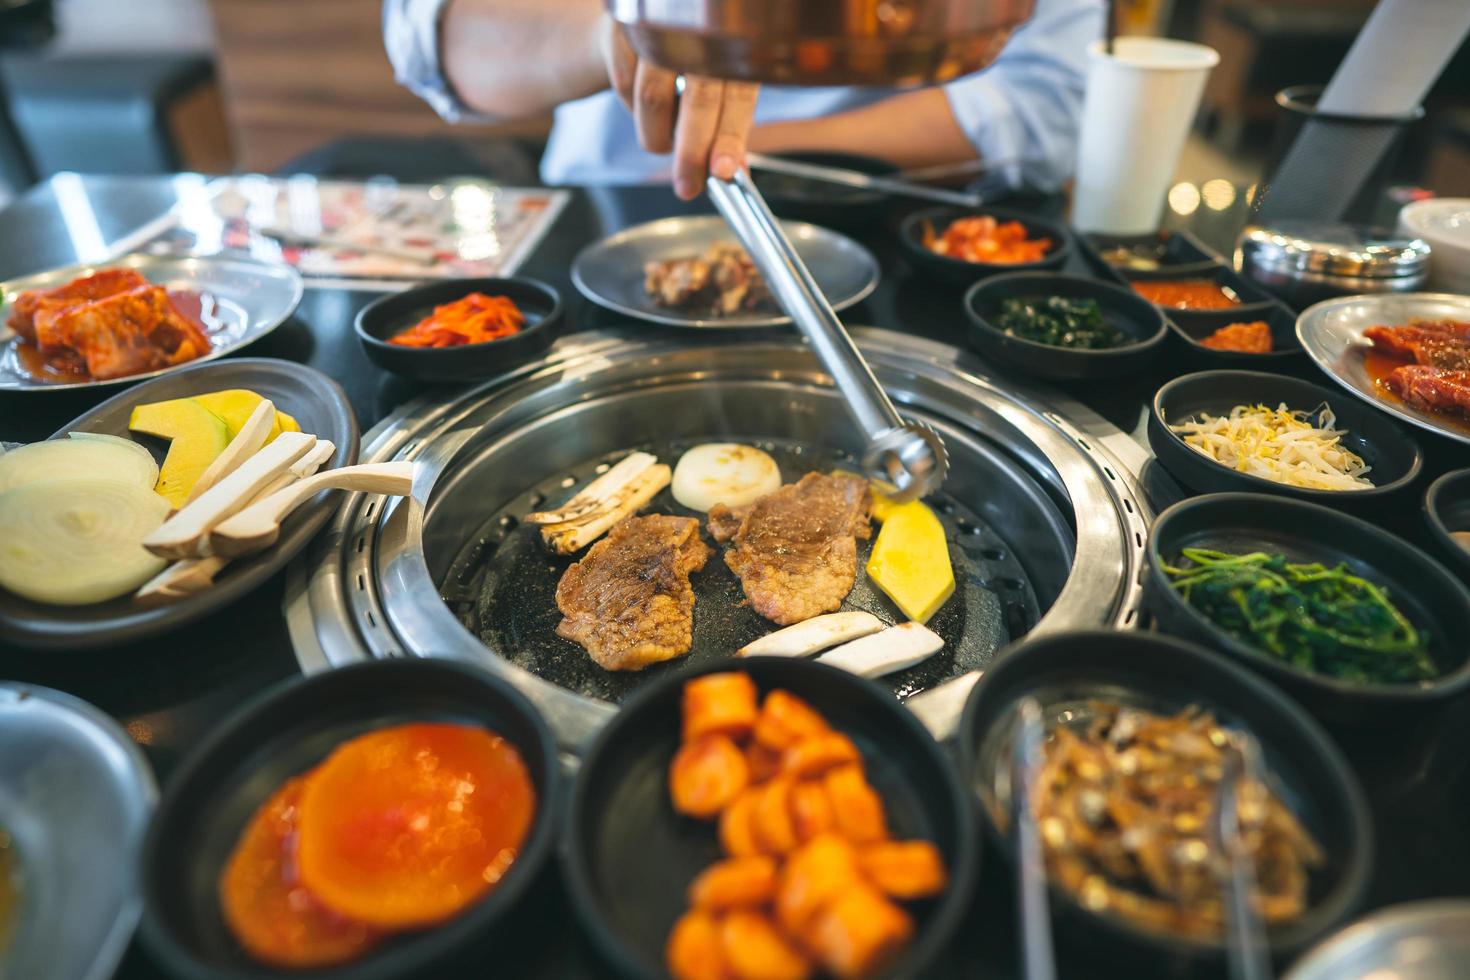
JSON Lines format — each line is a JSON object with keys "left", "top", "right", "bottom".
{"left": 1032, "top": 701, "right": 1322, "bottom": 940}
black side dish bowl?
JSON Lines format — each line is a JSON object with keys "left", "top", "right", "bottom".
{"left": 1144, "top": 493, "right": 1470, "bottom": 724}
{"left": 140, "top": 658, "right": 561, "bottom": 980}
{"left": 964, "top": 272, "right": 1168, "bottom": 381}
{"left": 898, "top": 206, "right": 1072, "bottom": 284}
{"left": 562, "top": 656, "right": 978, "bottom": 980}
{"left": 1424, "top": 468, "right": 1470, "bottom": 579}
{"left": 355, "top": 277, "right": 562, "bottom": 383}
{"left": 1148, "top": 370, "right": 1422, "bottom": 503}
{"left": 957, "top": 630, "right": 1372, "bottom": 970}
{"left": 750, "top": 151, "right": 898, "bottom": 227}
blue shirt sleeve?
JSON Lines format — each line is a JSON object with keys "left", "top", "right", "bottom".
{"left": 943, "top": 0, "right": 1103, "bottom": 192}
{"left": 383, "top": 0, "right": 494, "bottom": 123}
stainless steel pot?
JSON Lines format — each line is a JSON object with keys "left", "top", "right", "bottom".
{"left": 1237, "top": 221, "right": 1431, "bottom": 308}
{"left": 285, "top": 328, "right": 1158, "bottom": 750}
{"left": 607, "top": 0, "right": 1035, "bottom": 86}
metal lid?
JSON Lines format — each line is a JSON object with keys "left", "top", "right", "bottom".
{"left": 1239, "top": 222, "right": 1431, "bottom": 280}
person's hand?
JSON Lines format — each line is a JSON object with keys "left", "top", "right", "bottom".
{"left": 600, "top": 18, "right": 760, "bottom": 200}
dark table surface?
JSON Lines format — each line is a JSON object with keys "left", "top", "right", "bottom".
{"left": 1, "top": 173, "right": 1469, "bottom": 979}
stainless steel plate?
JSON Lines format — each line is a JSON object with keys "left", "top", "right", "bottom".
{"left": 571, "top": 215, "right": 879, "bottom": 328}
{"left": 1296, "top": 292, "right": 1470, "bottom": 447}
{"left": 0, "top": 683, "right": 156, "bottom": 980}
{"left": 1284, "top": 899, "right": 1470, "bottom": 980}
{"left": 0, "top": 252, "right": 305, "bottom": 392}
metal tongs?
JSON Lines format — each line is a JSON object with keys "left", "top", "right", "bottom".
{"left": 707, "top": 170, "right": 948, "bottom": 502}
{"left": 1214, "top": 733, "right": 1274, "bottom": 980}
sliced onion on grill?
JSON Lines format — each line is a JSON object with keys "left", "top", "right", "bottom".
{"left": 0, "top": 477, "right": 170, "bottom": 605}
{"left": 671, "top": 443, "right": 782, "bottom": 512}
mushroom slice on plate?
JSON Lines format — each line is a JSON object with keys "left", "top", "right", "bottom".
{"left": 737, "top": 611, "right": 886, "bottom": 658}
{"left": 135, "top": 439, "right": 337, "bottom": 605}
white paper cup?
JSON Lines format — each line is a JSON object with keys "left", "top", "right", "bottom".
{"left": 1071, "top": 38, "right": 1220, "bottom": 235}
{"left": 1398, "top": 198, "right": 1470, "bottom": 294}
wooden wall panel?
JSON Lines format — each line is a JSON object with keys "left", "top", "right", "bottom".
{"left": 207, "top": 0, "right": 549, "bottom": 172}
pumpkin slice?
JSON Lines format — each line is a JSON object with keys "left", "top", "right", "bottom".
{"left": 864, "top": 499, "right": 955, "bottom": 625}
{"left": 189, "top": 388, "right": 298, "bottom": 443}
{"left": 296, "top": 723, "right": 536, "bottom": 930}
{"left": 128, "top": 398, "right": 230, "bottom": 508}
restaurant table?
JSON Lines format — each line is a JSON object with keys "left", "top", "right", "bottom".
{"left": 1, "top": 173, "right": 1468, "bottom": 979}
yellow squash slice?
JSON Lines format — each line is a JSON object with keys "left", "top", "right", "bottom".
{"left": 865, "top": 499, "right": 955, "bottom": 625}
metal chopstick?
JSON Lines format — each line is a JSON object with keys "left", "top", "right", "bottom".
{"left": 893, "top": 157, "right": 1008, "bottom": 183}
{"left": 747, "top": 152, "right": 986, "bottom": 208}
{"left": 1215, "top": 733, "right": 1274, "bottom": 980}
{"left": 1012, "top": 696, "right": 1058, "bottom": 980}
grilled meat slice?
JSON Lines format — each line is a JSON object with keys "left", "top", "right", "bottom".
{"left": 708, "top": 472, "right": 872, "bottom": 626}
{"left": 1384, "top": 365, "right": 1470, "bottom": 417}
{"left": 555, "top": 514, "right": 712, "bottom": 672}
{"left": 644, "top": 244, "right": 771, "bottom": 317}
{"left": 645, "top": 254, "right": 713, "bottom": 309}
{"left": 33, "top": 285, "right": 211, "bottom": 380}
{"left": 7, "top": 268, "right": 149, "bottom": 343}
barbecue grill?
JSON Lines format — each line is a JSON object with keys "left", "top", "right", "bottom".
{"left": 286, "top": 328, "right": 1158, "bottom": 750}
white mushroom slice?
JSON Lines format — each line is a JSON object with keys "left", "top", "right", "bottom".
{"left": 134, "top": 556, "right": 226, "bottom": 605}
{"left": 143, "top": 432, "right": 315, "bottom": 560}
{"left": 738, "top": 611, "right": 886, "bottom": 658}
{"left": 135, "top": 440, "right": 337, "bottom": 605}
{"left": 816, "top": 622, "right": 944, "bottom": 678}
{"left": 537, "top": 463, "right": 671, "bottom": 555}
{"left": 209, "top": 461, "right": 414, "bottom": 557}
{"left": 290, "top": 440, "right": 335, "bottom": 479}
{"left": 524, "top": 452, "right": 659, "bottom": 526}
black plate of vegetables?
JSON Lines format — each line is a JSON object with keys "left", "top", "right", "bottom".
{"left": 1144, "top": 493, "right": 1470, "bottom": 724}
{"left": 963, "top": 272, "right": 1167, "bottom": 382}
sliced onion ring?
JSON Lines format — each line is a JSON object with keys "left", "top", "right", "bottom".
{"left": 0, "top": 477, "right": 169, "bottom": 605}
{"left": 0, "top": 434, "right": 159, "bottom": 494}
